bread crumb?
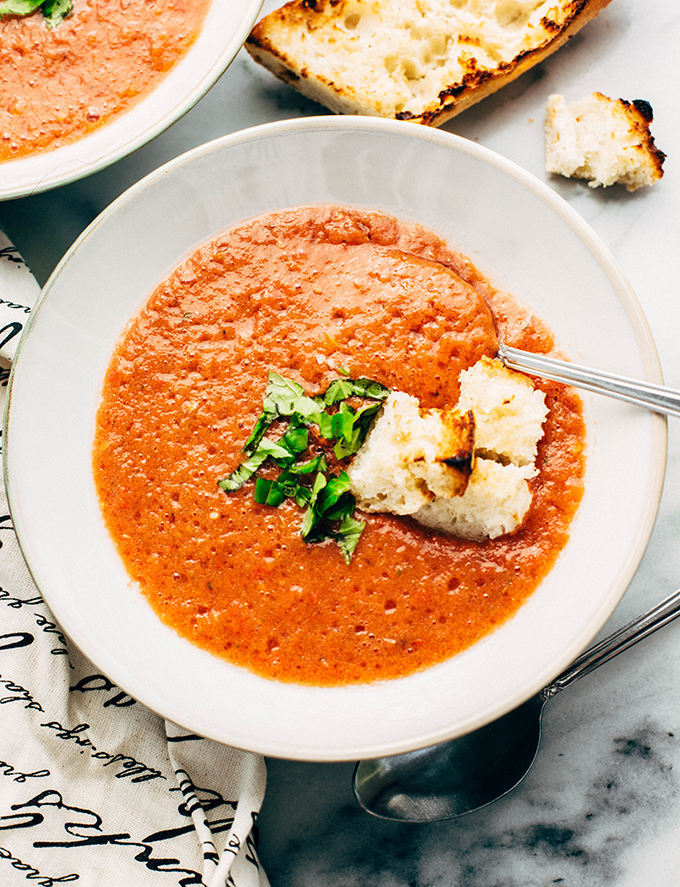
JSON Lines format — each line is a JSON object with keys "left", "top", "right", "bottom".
{"left": 545, "top": 92, "right": 665, "bottom": 191}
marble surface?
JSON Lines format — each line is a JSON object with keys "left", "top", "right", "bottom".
{"left": 2, "top": 0, "right": 680, "bottom": 883}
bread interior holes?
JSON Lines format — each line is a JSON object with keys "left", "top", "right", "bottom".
{"left": 384, "top": 54, "right": 399, "bottom": 74}
{"left": 421, "top": 32, "right": 449, "bottom": 65}
{"left": 388, "top": 25, "right": 450, "bottom": 79}
{"left": 494, "top": 0, "right": 544, "bottom": 27}
{"left": 402, "top": 59, "right": 421, "bottom": 82}
{"left": 344, "top": 11, "right": 361, "bottom": 29}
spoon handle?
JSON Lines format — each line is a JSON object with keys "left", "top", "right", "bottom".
{"left": 498, "top": 342, "right": 680, "bottom": 419}
{"left": 543, "top": 587, "right": 680, "bottom": 698}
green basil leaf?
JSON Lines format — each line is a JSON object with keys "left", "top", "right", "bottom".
{"left": 300, "top": 472, "right": 328, "bottom": 540}
{"left": 324, "top": 493, "right": 357, "bottom": 521}
{"left": 42, "top": 0, "right": 71, "bottom": 26}
{"left": 294, "top": 486, "right": 312, "bottom": 508}
{"left": 243, "top": 404, "right": 280, "bottom": 456}
{"left": 331, "top": 408, "right": 355, "bottom": 443}
{"left": 219, "top": 373, "right": 390, "bottom": 561}
{"left": 351, "top": 378, "right": 392, "bottom": 401}
{"left": 0, "top": 0, "right": 72, "bottom": 26}
{"left": 218, "top": 436, "right": 293, "bottom": 491}
{"left": 323, "top": 378, "right": 356, "bottom": 406}
{"left": 333, "top": 433, "right": 360, "bottom": 461}
{"left": 0, "top": 0, "right": 43, "bottom": 16}
{"left": 324, "top": 377, "right": 390, "bottom": 405}
{"left": 324, "top": 493, "right": 356, "bottom": 523}
{"left": 266, "top": 372, "right": 306, "bottom": 410}
{"left": 354, "top": 401, "right": 383, "bottom": 441}
{"left": 276, "top": 470, "right": 297, "bottom": 492}
{"left": 253, "top": 477, "right": 287, "bottom": 507}
{"left": 336, "top": 514, "right": 366, "bottom": 564}
{"left": 218, "top": 448, "right": 270, "bottom": 492}
{"left": 281, "top": 425, "right": 308, "bottom": 456}
{"left": 333, "top": 402, "right": 382, "bottom": 459}
{"left": 245, "top": 373, "right": 324, "bottom": 453}
{"left": 256, "top": 437, "right": 296, "bottom": 466}
{"left": 316, "top": 411, "right": 335, "bottom": 439}
{"left": 288, "top": 453, "right": 327, "bottom": 475}
{"left": 243, "top": 373, "right": 302, "bottom": 453}
{"left": 290, "top": 397, "right": 325, "bottom": 424}
{"left": 267, "top": 372, "right": 322, "bottom": 420}
{"left": 316, "top": 471, "right": 352, "bottom": 515}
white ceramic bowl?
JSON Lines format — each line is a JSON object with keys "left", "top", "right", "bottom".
{"left": 0, "top": 0, "right": 262, "bottom": 200}
{"left": 4, "top": 117, "right": 666, "bottom": 761}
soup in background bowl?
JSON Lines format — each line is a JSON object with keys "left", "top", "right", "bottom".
{"left": 4, "top": 117, "right": 665, "bottom": 761}
{"left": 0, "top": 0, "right": 263, "bottom": 199}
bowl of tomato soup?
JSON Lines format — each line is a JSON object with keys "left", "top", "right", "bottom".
{"left": 0, "top": 0, "right": 263, "bottom": 199}
{"left": 4, "top": 117, "right": 666, "bottom": 760}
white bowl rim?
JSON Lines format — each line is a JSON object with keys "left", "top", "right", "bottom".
{"left": 4, "top": 116, "right": 667, "bottom": 761}
{"left": 0, "top": 0, "right": 263, "bottom": 200}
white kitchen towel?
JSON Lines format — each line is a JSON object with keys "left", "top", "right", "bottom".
{"left": 0, "top": 230, "right": 269, "bottom": 887}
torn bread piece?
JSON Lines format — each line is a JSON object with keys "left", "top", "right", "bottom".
{"left": 545, "top": 92, "right": 665, "bottom": 191}
{"left": 457, "top": 356, "right": 549, "bottom": 467}
{"left": 348, "top": 358, "right": 548, "bottom": 539}
{"left": 246, "top": 0, "right": 613, "bottom": 127}
{"left": 347, "top": 391, "right": 475, "bottom": 515}
{"left": 414, "top": 458, "right": 536, "bottom": 542}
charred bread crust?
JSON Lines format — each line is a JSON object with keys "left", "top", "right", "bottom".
{"left": 545, "top": 92, "right": 665, "bottom": 189}
{"left": 246, "top": 0, "right": 614, "bottom": 126}
{"left": 622, "top": 98, "right": 666, "bottom": 179}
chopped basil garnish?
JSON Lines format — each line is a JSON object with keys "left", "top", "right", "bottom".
{"left": 0, "top": 0, "right": 72, "bottom": 27}
{"left": 218, "top": 371, "right": 390, "bottom": 562}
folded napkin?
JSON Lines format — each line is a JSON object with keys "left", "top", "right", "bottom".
{"left": 0, "top": 231, "right": 268, "bottom": 887}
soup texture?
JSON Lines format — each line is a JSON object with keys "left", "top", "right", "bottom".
{"left": 93, "top": 206, "right": 586, "bottom": 686}
{"left": 0, "top": 0, "right": 211, "bottom": 162}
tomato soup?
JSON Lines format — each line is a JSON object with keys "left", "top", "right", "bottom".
{"left": 0, "top": 0, "right": 210, "bottom": 162}
{"left": 93, "top": 206, "right": 586, "bottom": 686}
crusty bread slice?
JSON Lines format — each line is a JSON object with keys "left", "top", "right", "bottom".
{"left": 545, "top": 92, "right": 665, "bottom": 191}
{"left": 246, "top": 0, "right": 613, "bottom": 126}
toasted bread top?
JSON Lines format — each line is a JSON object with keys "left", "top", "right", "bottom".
{"left": 247, "top": 0, "right": 613, "bottom": 125}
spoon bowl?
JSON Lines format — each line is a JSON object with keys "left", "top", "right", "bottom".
{"left": 355, "top": 695, "right": 544, "bottom": 821}
{"left": 354, "top": 586, "right": 680, "bottom": 821}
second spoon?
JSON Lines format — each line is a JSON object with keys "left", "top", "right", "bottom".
{"left": 354, "top": 585, "right": 680, "bottom": 822}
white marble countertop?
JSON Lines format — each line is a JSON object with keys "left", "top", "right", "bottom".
{"left": 2, "top": 1, "right": 680, "bottom": 884}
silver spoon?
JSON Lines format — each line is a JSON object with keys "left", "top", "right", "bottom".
{"left": 498, "top": 342, "right": 680, "bottom": 418}
{"left": 354, "top": 586, "right": 680, "bottom": 822}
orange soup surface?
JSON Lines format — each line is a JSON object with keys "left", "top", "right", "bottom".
{"left": 93, "top": 206, "right": 586, "bottom": 686}
{"left": 0, "top": 0, "right": 211, "bottom": 162}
